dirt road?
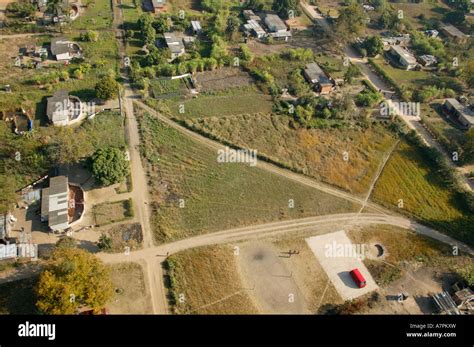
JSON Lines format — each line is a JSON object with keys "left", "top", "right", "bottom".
{"left": 112, "top": 0, "right": 167, "bottom": 314}
{"left": 98, "top": 213, "right": 473, "bottom": 265}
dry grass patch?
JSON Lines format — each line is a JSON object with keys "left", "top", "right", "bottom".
{"left": 166, "top": 245, "right": 259, "bottom": 314}
{"left": 186, "top": 113, "right": 397, "bottom": 195}
{"left": 108, "top": 262, "right": 153, "bottom": 314}
{"left": 347, "top": 224, "right": 472, "bottom": 287}
{"left": 137, "top": 109, "right": 360, "bottom": 243}
{"left": 272, "top": 237, "right": 342, "bottom": 312}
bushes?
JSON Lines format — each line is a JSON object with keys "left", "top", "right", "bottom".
{"left": 355, "top": 88, "right": 382, "bottom": 107}
{"left": 368, "top": 58, "right": 409, "bottom": 101}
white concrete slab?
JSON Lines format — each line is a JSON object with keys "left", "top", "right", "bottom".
{"left": 306, "top": 230, "right": 378, "bottom": 300}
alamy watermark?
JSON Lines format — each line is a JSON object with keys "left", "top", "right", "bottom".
{"left": 325, "top": 241, "right": 368, "bottom": 260}
{"left": 380, "top": 101, "right": 420, "bottom": 118}
{"left": 217, "top": 146, "right": 257, "bottom": 167}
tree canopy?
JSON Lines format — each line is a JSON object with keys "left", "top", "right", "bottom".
{"left": 36, "top": 248, "right": 113, "bottom": 314}
{"left": 91, "top": 147, "right": 129, "bottom": 186}
{"left": 95, "top": 75, "right": 120, "bottom": 100}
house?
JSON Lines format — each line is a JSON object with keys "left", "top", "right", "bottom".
{"left": 418, "top": 54, "right": 437, "bottom": 66}
{"left": 151, "top": 0, "right": 166, "bottom": 13}
{"left": 50, "top": 38, "right": 82, "bottom": 61}
{"left": 440, "top": 23, "right": 469, "bottom": 44}
{"left": 263, "top": 14, "right": 291, "bottom": 41}
{"left": 243, "top": 9, "right": 261, "bottom": 22}
{"left": 41, "top": 176, "right": 70, "bottom": 232}
{"left": 303, "top": 62, "right": 333, "bottom": 95}
{"left": 389, "top": 45, "right": 418, "bottom": 70}
{"left": 243, "top": 19, "right": 266, "bottom": 39}
{"left": 164, "top": 32, "right": 185, "bottom": 60}
{"left": 444, "top": 98, "right": 474, "bottom": 129}
{"left": 46, "top": 90, "right": 82, "bottom": 126}
{"left": 264, "top": 14, "right": 287, "bottom": 33}
{"left": 191, "top": 20, "right": 202, "bottom": 35}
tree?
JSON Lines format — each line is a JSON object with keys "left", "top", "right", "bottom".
{"left": 91, "top": 147, "right": 129, "bottom": 186}
{"left": 444, "top": 10, "right": 466, "bottom": 25}
{"left": 336, "top": 3, "right": 367, "bottom": 37}
{"left": 153, "top": 15, "right": 170, "bottom": 33}
{"left": 95, "top": 75, "right": 120, "bottom": 100}
{"left": 97, "top": 233, "right": 112, "bottom": 251}
{"left": 449, "top": 0, "right": 472, "bottom": 13}
{"left": 36, "top": 248, "right": 113, "bottom": 314}
{"left": 363, "top": 36, "right": 383, "bottom": 57}
{"left": 6, "top": 1, "right": 35, "bottom": 18}
{"left": 462, "top": 59, "right": 474, "bottom": 88}
{"left": 344, "top": 64, "right": 361, "bottom": 84}
{"left": 0, "top": 175, "right": 17, "bottom": 214}
{"left": 202, "top": 0, "right": 227, "bottom": 13}
{"left": 464, "top": 128, "right": 474, "bottom": 164}
{"left": 80, "top": 30, "right": 99, "bottom": 42}
{"left": 272, "top": 0, "right": 299, "bottom": 19}
{"left": 56, "top": 236, "right": 77, "bottom": 249}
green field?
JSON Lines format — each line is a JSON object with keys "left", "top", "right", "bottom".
{"left": 184, "top": 113, "right": 397, "bottom": 195}
{"left": 151, "top": 87, "right": 274, "bottom": 120}
{"left": 136, "top": 108, "right": 360, "bottom": 243}
{"left": 70, "top": 0, "right": 114, "bottom": 30}
{"left": 372, "top": 141, "right": 474, "bottom": 245}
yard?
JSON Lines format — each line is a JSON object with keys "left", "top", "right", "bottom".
{"left": 92, "top": 198, "right": 134, "bottom": 226}
{"left": 69, "top": 0, "right": 114, "bottom": 30}
{"left": 136, "top": 108, "right": 360, "bottom": 243}
{"left": 185, "top": 113, "right": 397, "bottom": 195}
{"left": 372, "top": 141, "right": 474, "bottom": 246}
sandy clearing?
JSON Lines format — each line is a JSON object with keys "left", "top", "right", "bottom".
{"left": 306, "top": 230, "right": 378, "bottom": 300}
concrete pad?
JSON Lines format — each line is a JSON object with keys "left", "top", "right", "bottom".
{"left": 306, "top": 230, "right": 378, "bottom": 300}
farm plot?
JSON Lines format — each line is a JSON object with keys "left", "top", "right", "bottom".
{"left": 150, "top": 86, "right": 274, "bottom": 120}
{"left": 92, "top": 199, "right": 134, "bottom": 226}
{"left": 185, "top": 113, "right": 397, "bottom": 195}
{"left": 372, "top": 141, "right": 474, "bottom": 246}
{"left": 166, "top": 245, "right": 259, "bottom": 314}
{"left": 136, "top": 108, "right": 360, "bottom": 243}
{"left": 150, "top": 78, "right": 189, "bottom": 99}
{"left": 195, "top": 67, "right": 253, "bottom": 92}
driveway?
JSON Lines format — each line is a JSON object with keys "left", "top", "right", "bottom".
{"left": 306, "top": 230, "right": 378, "bottom": 300}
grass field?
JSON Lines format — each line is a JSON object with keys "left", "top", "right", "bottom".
{"left": 136, "top": 108, "right": 360, "bottom": 243}
{"left": 108, "top": 262, "right": 152, "bottom": 313}
{"left": 166, "top": 245, "right": 259, "bottom": 314}
{"left": 93, "top": 199, "right": 134, "bottom": 226}
{"left": 70, "top": 0, "right": 113, "bottom": 30}
{"left": 372, "top": 141, "right": 474, "bottom": 245}
{"left": 151, "top": 86, "right": 274, "bottom": 120}
{"left": 185, "top": 113, "right": 397, "bottom": 195}
{"left": 121, "top": 0, "right": 143, "bottom": 24}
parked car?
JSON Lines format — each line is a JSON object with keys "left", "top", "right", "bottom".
{"left": 350, "top": 268, "right": 367, "bottom": 288}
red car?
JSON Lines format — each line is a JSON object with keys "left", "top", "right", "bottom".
{"left": 350, "top": 268, "right": 367, "bottom": 288}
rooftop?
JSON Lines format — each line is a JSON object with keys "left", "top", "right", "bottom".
{"left": 304, "top": 62, "right": 331, "bottom": 85}
{"left": 46, "top": 90, "right": 69, "bottom": 123}
{"left": 445, "top": 98, "right": 474, "bottom": 125}
{"left": 264, "top": 14, "right": 287, "bottom": 32}
{"left": 390, "top": 45, "right": 417, "bottom": 65}
{"left": 164, "top": 33, "right": 185, "bottom": 54}
{"left": 441, "top": 23, "right": 469, "bottom": 38}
